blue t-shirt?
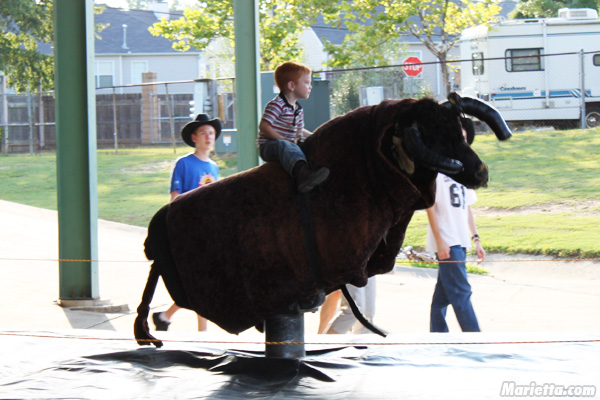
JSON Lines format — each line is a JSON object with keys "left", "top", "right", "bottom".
{"left": 170, "top": 153, "right": 219, "bottom": 194}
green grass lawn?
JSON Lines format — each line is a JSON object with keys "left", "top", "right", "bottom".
{"left": 0, "top": 145, "right": 238, "bottom": 228}
{"left": 395, "top": 259, "right": 490, "bottom": 275}
{"left": 403, "top": 127, "right": 600, "bottom": 258}
{"left": 1, "top": 127, "right": 600, "bottom": 257}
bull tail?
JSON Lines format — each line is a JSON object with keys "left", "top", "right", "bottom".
{"left": 134, "top": 262, "right": 163, "bottom": 348}
{"left": 134, "top": 204, "right": 191, "bottom": 347}
{"left": 340, "top": 284, "right": 387, "bottom": 337}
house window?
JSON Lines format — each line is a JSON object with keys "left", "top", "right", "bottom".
{"left": 96, "top": 61, "right": 114, "bottom": 87}
{"left": 506, "top": 48, "right": 544, "bottom": 72}
{"left": 594, "top": 53, "right": 600, "bottom": 66}
{"left": 472, "top": 52, "right": 484, "bottom": 75}
{"left": 132, "top": 61, "right": 148, "bottom": 84}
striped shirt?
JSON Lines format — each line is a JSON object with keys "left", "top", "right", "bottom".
{"left": 258, "top": 93, "right": 304, "bottom": 145}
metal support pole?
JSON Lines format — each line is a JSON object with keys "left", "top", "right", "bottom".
{"left": 165, "top": 83, "right": 176, "bottom": 153}
{"left": 54, "top": 0, "right": 100, "bottom": 302}
{"left": 27, "top": 89, "right": 34, "bottom": 155}
{"left": 233, "top": 0, "right": 260, "bottom": 172}
{"left": 0, "top": 75, "right": 6, "bottom": 153}
{"left": 112, "top": 88, "right": 118, "bottom": 154}
{"left": 38, "top": 84, "right": 45, "bottom": 149}
{"left": 543, "top": 22, "right": 550, "bottom": 109}
{"left": 579, "top": 49, "right": 586, "bottom": 129}
{"left": 265, "top": 313, "right": 306, "bottom": 359}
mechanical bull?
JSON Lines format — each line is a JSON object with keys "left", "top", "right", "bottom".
{"left": 135, "top": 93, "right": 511, "bottom": 347}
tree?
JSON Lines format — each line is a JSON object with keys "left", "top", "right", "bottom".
{"left": 319, "top": 0, "right": 501, "bottom": 97}
{"left": 1, "top": 1, "right": 109, "bottom": 92}
{"left": 510, "top": 0, "right": 599, "bottom": 19}
{"left": 318, "top": 2, "right": 410, "bottom": 68}
{"left": 0, "top": 0, "right": 54, "bottom": 91}
{"left": 148, "top": 0, "right": 501, "bottom": 95}
{"left": 149, "top": 0, "right": 321, "bottom": 71}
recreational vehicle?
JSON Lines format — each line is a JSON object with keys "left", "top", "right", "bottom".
{"left": 460, "top": 8, "right": 600, "bottom": 129}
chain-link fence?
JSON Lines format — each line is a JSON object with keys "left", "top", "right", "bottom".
{"left": 323, "top": 51, "right": 600, "bottom": 131}
{"left": 2, "top": 51, "right": 598, "bottom": 154}
{"left": 0, "top": 91, "right": 55, "bottom": 155}
{"left": 0, "top": 77, "right": 236, "bottom": 154}
{"left": 322, "top": 65, "right": 433, "bottom": 117}
{"left": 321, "top": 63, "right": 438, "bottom": 119}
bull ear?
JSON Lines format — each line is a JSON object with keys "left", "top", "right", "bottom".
{"left": 442, "top": 92, "right": 463, "bottom": 115}
{"left": 401, "top": 124, "right": 463, "bottom": 175}
{"left": 392, "top": 136, "right": 415, "bottom": 175}
{"left": 461, "top": 117, "right": 475, "bottom": 145}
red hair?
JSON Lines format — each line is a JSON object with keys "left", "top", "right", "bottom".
{"left": 274, "top": 61, "right": 311, "bottom": 91}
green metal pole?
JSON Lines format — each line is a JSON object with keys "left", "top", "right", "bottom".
{"left": 54, "top": 0, "right": 99, "bottom": 301}
{"left": 233, "top": 0, "right": 260, "bottom": 172}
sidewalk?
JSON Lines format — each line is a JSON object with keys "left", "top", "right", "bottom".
{"left": 1, "top": 199, "right": 599, "bottom": 336}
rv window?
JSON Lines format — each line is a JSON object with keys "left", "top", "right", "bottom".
{"left": 505, "top": 48, "right": 544, "bottom": 72}
{"left": 594, "top": 54, "right": 600, "bottom": 66}
{"left": 472, "top": 52, "right": 484, "bottom": 75}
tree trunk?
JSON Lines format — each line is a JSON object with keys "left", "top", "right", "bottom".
{"left": 439, "top": 53, "right": 450, "bottom": 99}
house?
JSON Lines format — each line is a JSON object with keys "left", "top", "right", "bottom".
{"left": 94, "top": 2, "right": 205, "bottom": 94}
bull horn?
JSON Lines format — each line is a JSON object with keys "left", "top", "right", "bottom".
{"left": 444, "top": 92, "right": 512, "bottom": 141}
{"left": 460, "top": 96, "right": 512, "bottom": 141}
{"left": 401, "top": 124, "right": 463, "bottom": 175}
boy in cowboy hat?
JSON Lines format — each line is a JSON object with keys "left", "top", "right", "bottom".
{"left": 152, "top": 113, "right": 222, "bottom": 331}
{"left": 170, "top": 113, "right": 222, "bottom": 201}
{"left": 259, "top": 61, "right": 329, "bottom": 193}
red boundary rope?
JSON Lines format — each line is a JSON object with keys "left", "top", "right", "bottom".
{"left": 1, "top": 331, "right": 599, "bottom": 347}
{"left": 2, "top": 257, "right": 600, "bottom": 264}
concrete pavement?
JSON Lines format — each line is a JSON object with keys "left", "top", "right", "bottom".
{"left": 1, "top": 199, "right": 599, "bottom": 338}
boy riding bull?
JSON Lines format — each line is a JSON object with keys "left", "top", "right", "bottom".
{"left": 258, "top": 61, "right": 329, "bottom": 193}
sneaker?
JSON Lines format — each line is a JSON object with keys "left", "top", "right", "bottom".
{"left": 152, "top": 312, "right": 171, "bottom": 331}
{"left": 294, "top": 163, "right": 330, "bottom": 193}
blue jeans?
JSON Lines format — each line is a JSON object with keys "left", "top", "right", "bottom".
{"left": 430, "top": 245, "right": 480, "bottom": 332}
{"left": 259, "top": 139, "right": 306, "bottom": 177}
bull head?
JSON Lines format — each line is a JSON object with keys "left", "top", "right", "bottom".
{"left": 392, "top": 92, "right": 511, "bottom": 189}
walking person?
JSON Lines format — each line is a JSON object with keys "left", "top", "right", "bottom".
{"left": 152, "top": 113, "right": 222, "bottom": 332}
{"left": 426, "top": 171, "right": 485, "bottom": 332}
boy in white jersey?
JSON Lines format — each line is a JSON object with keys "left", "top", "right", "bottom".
{"left": 258, "top": 61, "right": 329, "bottom": 193}
{"left": 426, "top": 126, "right": 485, "bottom": 332}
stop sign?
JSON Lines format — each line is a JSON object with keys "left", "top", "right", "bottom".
{"left": 403, "top": 56, "right": 423, "bottom": 77}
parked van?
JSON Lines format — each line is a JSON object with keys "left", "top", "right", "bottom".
{"left": 460, "top": 8, "right": 600, "bottom": 128}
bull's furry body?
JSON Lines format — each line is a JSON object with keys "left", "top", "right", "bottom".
{"left": 136, "top": 97, "right": 496, "bottom": 345}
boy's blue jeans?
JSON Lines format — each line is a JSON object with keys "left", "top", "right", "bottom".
{"left": 430, "top": 245, "right": 481, "bottom": 332}
{"left": 259, "top": 139, "right": 307, "bottom": 176}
